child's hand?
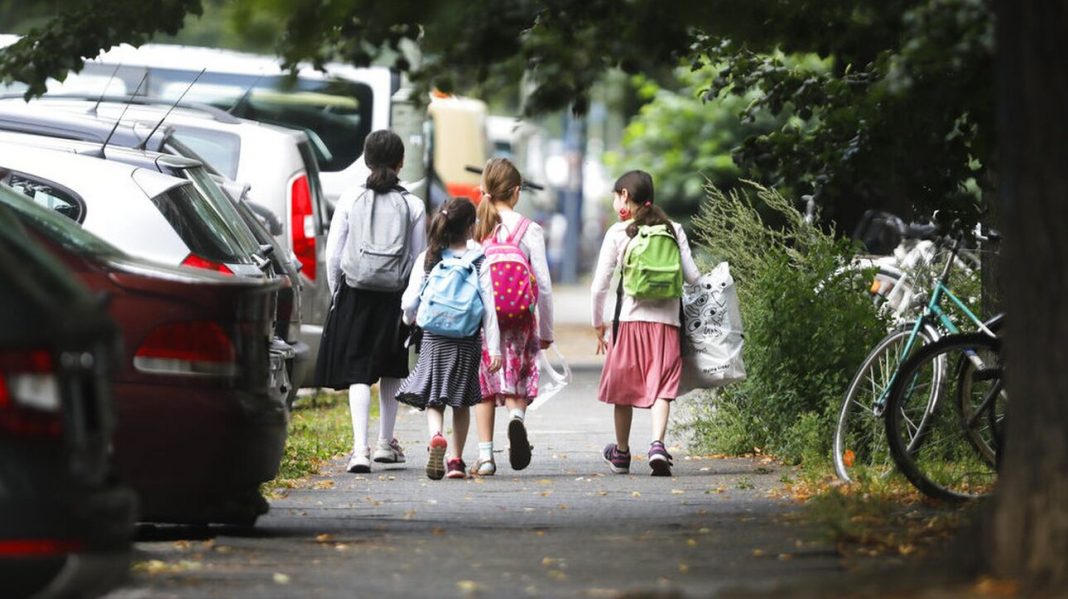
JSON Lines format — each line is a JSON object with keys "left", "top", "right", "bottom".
{"left": 487, "top": 356, "right": 502, "bottom": 373}
{"left": 594, "top": 324, "right": 608, "bottom": 355}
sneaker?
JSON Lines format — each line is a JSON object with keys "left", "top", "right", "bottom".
{"left": 602, "top": 443, "right": 631, "bottom": 474}
{"left": 373, "top": 438, "right": 406, "bottom": 464}
{"left": 648, "top": 441, "right": 673, "bottom": 477}
{"left": 446, "top": 458, "right": 468, "bottom": 479}
{"left": 507, "top": 417, "right": 532, "bottom": 471}
{"left": 346, "top": 448, "right": 371, "bottom": 474}
{"left": 471, "top": 458, "right": 496, "bottom": 476}
{"left": 426, "top": 434, "right": 448, "bottom": 480}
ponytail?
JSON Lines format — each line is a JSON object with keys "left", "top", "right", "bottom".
{"left": 363, "top": 129, "right": 405, "bottom": 194}
{"left": 424, "top": 198, "right": 477, "bottom": 271}
{"left": 474, "top": 157, "right": 522, "bottom": 241}
{"left": 475, "top": 197, "right": 500, "bottom": 242}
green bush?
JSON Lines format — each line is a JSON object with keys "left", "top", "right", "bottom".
{"left": 682, "top": 182, "right": 887, "bottom": 465}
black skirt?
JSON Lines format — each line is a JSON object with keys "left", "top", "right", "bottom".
{"left": 313, "top": 280, "right": 411, "bottom": 389}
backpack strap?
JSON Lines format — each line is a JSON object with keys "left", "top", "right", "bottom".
{"left": 506, "top": 216, "right": 532, "bottom": 246}
{"left": 611, "top": 234, "right": 633, "bottom": 342}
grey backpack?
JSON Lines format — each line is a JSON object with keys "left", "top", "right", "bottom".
{"left": 340, "top": 187, "right": 413, "bottom": 291}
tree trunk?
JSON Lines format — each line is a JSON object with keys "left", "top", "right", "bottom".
{"left": 987, "top": 0, "right": 1068, "bottom": 591}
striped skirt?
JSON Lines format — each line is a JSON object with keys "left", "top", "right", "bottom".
{"left": 396, "top": 332, "right": 483, "bottom": 410}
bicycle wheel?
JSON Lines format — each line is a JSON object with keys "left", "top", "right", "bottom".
{"left": 956, "top": 336, "right": 1008, "bottom": 466}
{"left": 884, "top": 333, "right": 1002, "bottom": 501}
{"left": 833, "top": 325, "right": 938, "bottom": 482}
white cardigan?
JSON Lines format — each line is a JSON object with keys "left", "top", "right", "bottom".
{"left": 401, "top": 248, "right": 501, "bottom": 357}
{"left": 487, "top": 210, "right": 555, "bottom": 342}
{"left": 590, "top": 220, "right": 700, "bottom": 329}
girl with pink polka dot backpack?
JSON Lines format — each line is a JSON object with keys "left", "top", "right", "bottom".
{"left": 474, "top": 158, "right": 554, "bottom": 476}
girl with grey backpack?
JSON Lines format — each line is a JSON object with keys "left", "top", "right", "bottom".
{"left": 314, "top": 130, "right": 427, "bottom": 473}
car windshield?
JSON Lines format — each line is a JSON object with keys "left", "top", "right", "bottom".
{"left": 0, "top": 182, "right": 123, "bottom": 258}
{"left": 181, "top": 165, "right": 262, "bottom": 255}
{"left": 149, "top": 181, "right": 253, "bottom": 264}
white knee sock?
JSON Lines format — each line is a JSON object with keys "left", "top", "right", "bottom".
{"left": 509, "top": 408, "right": 525, "bottom": 422}
{"left": 348, "top": 383, "right": 371, "bottom": 452}
{"left": 378, "top": 377, "right": 401, "bottom": 442}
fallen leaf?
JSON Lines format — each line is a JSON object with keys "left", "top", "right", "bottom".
{"left": 752, "top": 549, "right": 765, "bottom": 557}
{"left": 777, "top": 553, "right": 792, "bottom": 561}
{"left": 687, "top": 539, "right": 698, "bottom": 547}
{"left": 547, "top": 569, "right": 568, "bottom": 581}
{"left": 631, "top": 491, "right": 641, "bottom": 498}
{"left": 678, "top": 563, "right": 690, "bottom": 574}
{"left": 273, "top": 573, "right": 291, "bottom": 585}
{"left": 315, "top": 533, "right": 334, "bottom": 543}
{"left": 671, "top": 489, "right": 685, "bottom": 495}
{"left": 312, "top": 480, "right": 335, "bottom": 490}
{"left": 456, "top": 580, "right": 481, "bottom": 593}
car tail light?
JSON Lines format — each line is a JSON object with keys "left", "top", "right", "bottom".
{"left": 181, "top": 253, "right": 234, "bottom": 275}
{"left": 289, "top": 173, "right": 317, "bottom": 281}
{"left": 0, "top": 539, "right": 84, "bottom": 556}
{"left": 133, "top": 322, "right": 238, "bottom": 377}
{"left": 0, "top": 349, "right": 62, "bottom": 438}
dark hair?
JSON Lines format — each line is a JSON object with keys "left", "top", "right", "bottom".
{"left": 614, "top": 170, "right": 674, "bottom": 239}
{"left": 474, "top": 157, "right": 522, "bottom": 241}
{"left": 425, "top": 197, "right": 477, "bottom": 272}
{"left": 364, "top": 129, "right": 405, "bottom": 193}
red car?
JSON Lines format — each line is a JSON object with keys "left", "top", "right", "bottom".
{"left": 0, "top": 182, "right": 288, "bottom": 526}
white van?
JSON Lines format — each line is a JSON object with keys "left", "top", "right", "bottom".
{"left": 7, "top": 42, "right": 428, "bottom": 206}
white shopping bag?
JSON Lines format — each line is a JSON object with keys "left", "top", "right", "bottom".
{"left": 678, "top": 262, "right": 746, "bottom": 394}
{"left": 528, "top": 344, "right": 572, "bottom": 411}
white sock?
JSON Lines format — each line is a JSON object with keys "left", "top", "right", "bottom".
{"left": 348, "top": 383, "right": 371, "bottom": 452}
{"left": 377, "top": 377, "right": 401, "bottom": 442}
{"left": 478, "top": 442, "right": 494, "bottom": 462}
{"left": 509, "top": 408, "right": 525, "bottom": 422}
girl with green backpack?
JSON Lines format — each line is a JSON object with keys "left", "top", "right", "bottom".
{"left": 591, "top": 170, "right": 700, "bottom": 477}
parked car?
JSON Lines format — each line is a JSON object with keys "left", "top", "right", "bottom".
{"left": 0, "top": 181, "right": 287, "bottom": 525}
{"left": 0, "top": 194, "right": 136, "bottom": 597}
{"left": 10, "top": 96, "right": 333, "bottom": 362}
{"left": 0, "top": 107, "right": 311, "bottom": 393}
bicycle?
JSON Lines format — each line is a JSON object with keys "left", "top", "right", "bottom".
{"left": 882, "top": 331, "right": 1005, "bottom": 501}
{"left": 833, "top": 230, "right": 998, "bottom": 484}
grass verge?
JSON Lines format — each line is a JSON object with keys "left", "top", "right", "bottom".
{"left": 263, "top": 388, "right": 379, "bottom": 497}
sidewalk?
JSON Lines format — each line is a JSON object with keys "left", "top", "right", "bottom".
{"left": 550, "top": 282, "right": 605, "bottom": 371}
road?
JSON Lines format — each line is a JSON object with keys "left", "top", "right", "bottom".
{"left": 103, "top": 366, "right": 852, "bottom": 599}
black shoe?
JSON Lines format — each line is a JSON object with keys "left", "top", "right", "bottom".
{"left": 508, "top": 418, "right": 532, "bottom": 470}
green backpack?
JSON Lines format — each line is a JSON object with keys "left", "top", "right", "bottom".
{"left": 621, "top": 223, "right": 683, "bottom": 300}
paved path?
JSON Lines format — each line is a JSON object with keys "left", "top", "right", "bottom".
{"left": 104, "top": 366, "right": 849, "bottom": 599}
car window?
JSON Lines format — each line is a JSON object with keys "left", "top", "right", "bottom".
{"left": 0, "top": 197, "right": 99, "bottom": 305}
{"left": 149, "top": 182, "right": 253, "bottom": 264}
{"left": 168, "top": 127, "right": 241, "bottom": 179}
{"left": 181, "top": 165, "right": 262, "bottom": 255}
{"left": 150, "top": 71, "right": 373, "bottom": 173}
{"left": 3, "top": 172, "right": 85, "bottom": 221}
{"left": 0, "top": 182, "right": 122, "bottom": 258}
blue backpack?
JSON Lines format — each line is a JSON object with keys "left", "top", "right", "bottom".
{"left": 416, "top": 250, "right": 485, "bottom": 338}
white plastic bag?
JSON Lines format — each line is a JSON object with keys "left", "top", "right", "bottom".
{"left": 678, "top": 262, "right": 746, "bottom": 394}
{"left": 528, "top": 344, "right": 572, "bottom": 411}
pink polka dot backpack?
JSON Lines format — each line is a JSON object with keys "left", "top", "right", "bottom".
{"left": 483, "top": 217, "right": 538, "bottom": 327}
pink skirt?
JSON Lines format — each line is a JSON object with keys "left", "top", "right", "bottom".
{"left": 598, "top": 321, "right": 681, "bottom": 408}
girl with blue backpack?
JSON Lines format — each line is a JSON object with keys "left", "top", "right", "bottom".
{"left": 396, "top": 198, "right": 502, "bottom": 480}
{"left": 591, "top": 170, "right": 700, "bottom": 477}
{"left": 474, "top": 158, "right": 555, "bottom": 476}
